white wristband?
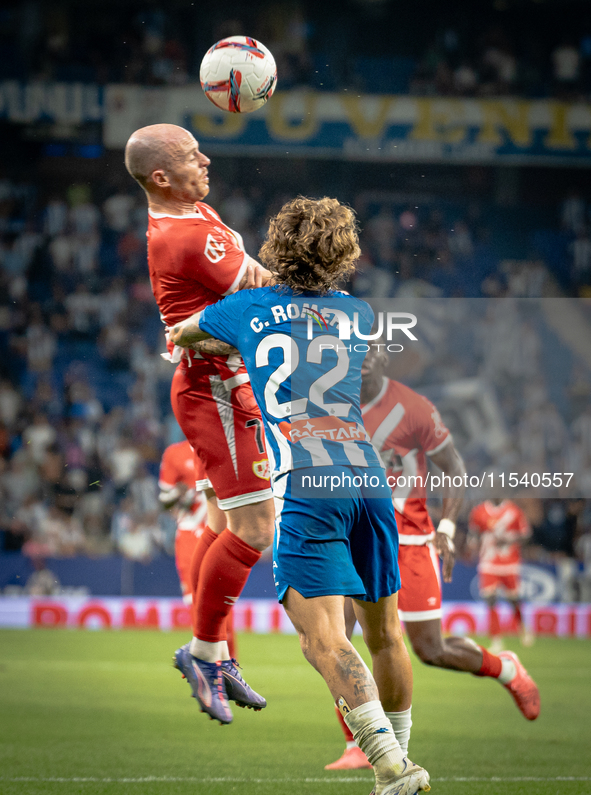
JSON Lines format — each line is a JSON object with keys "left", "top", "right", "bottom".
{"left": 437, "top": 519, "right": 456, "bottom": 539}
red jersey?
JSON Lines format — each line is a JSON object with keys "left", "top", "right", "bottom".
{"left": 469, "top": 500, "right": 529, "bottom": 575}
{"left": 147, "top": 202, "right": 249, "bottom": 378}
{"left": 362, "top": 377, "right": 451, "bottom": 542}
{"left": 158, "top": 440, "right": 207, "bottom": 533}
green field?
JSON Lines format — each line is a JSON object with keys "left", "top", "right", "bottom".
{"left": 0, "top": 629, "right": 590, "bottom": 795}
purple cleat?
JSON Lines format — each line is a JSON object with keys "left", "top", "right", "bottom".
{"left": 173, "top": 644, "right": 233, "bottom": 725}
{"left": 221, "top": 659, "right": 267, "bottom": 711}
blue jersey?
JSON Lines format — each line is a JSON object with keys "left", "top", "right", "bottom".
{"left": 200, "top": 286, "right": 384, "bottom": 480}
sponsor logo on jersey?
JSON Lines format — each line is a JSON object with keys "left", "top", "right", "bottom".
{"left": 287, "top": 416, "right": 371, "bottom": 443}
{"left": 204, "top": 234, "right": 226, "bottom": 263}
{"left": 252, "top": 459, "right": 270, "bottom": 480}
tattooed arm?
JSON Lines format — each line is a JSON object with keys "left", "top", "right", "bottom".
{"left": 167, "top": 310, "right": 210, "bottom": 347}
{"left": 190, "top": 338, "right": 239, "bottom": 356}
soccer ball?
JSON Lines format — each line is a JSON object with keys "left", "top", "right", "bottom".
{"left": 200, "top": 36, "right": 277, "bottom": 114}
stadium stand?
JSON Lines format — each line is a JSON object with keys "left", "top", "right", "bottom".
{"left": 0, "top": 0, "right": 589, "bottom": 599}
{"left": 0, "top": 1, "right": 591, "bottom": 97}
{"left": 0, "top": 168, "right": 590, "bottom": 575}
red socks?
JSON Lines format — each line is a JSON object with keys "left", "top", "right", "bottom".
{"left": 488, "top": 606, "right": 501, "bottom": 637}
{"left": 195, "top": 528, "right": 262, "bottom": 643}
{"left": 189, "top": 526, "right": 218, "bottom": 637}
{"left": 189, "top": 527, "right": 241, "bottom": 657}
{"left": 226, "top": 608, "right": 238, "bottom": 661}
{"left": 474, "top": 646, "right": 502, "bottom": 679}
{"left": 335, "top": 705, "right": 354, "bottom": 742}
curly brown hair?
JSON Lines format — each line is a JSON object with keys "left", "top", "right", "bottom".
{"left": 258, "top": 196, "right": 360, "bottom": 294}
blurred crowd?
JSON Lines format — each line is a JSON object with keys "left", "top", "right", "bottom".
{"left": 0, "top": 162, "right": 590, "bottom": 597}
{"left": 1, "top": 1, "right": 591, "bottom": 100}
{"left": 0, "top": 175, "right": 176, "bottom": 562}
{"left": 410, "top": 28, "right": 591, "bottom": 100}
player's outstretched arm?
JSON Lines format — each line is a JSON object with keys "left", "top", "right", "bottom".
{"left": 168, "top": 310, "right": 212, "bottom": 347}
{"left": 429, "top": 441, "right": 467, "bottom": 582}
{"left": 190, "top": 339, "right": 239, "bottom": 356}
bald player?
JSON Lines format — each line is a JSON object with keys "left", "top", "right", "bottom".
{"left": 125, "top": 124, "right": 272, "bottom": 724}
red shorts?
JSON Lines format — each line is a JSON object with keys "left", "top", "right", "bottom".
{"left": 397, "top": 543, "right": 442, "bottom": 622}
{"left": 192, "top": 452, "right": 207, "bottom": 489}
{"left": 171, "top": 364, "right": 272, "bottom": 510}
{"left": 479, "top": 571, "right": 520, "bottom": 598}
{"left": 175, "top": 528, "right": 201, "bottom": 598}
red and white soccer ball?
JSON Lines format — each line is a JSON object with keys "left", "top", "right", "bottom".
{"left": 200, "top": 36, "right": 277, "bottom": 114}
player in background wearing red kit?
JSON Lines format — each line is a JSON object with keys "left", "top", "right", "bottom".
{"left": 125, "top": 124, "right": 272, "bottom": 723}
{"left": 468, "top": 499, "right": 534, "bottom": 654}
{"left": 158, "top": 439, "right": 237, "bottom": 659}
{"left": 326, "top": 346, "right": 540, "bottom": 770}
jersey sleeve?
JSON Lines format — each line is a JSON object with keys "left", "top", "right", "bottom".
{"left": 515, "top": 507, "right": 531, "bottom": 536}
{"left": 159, "top": 446, "right": 180, "bottom": 490}
{"left": 199, "top": 290, "right": 257, "bottom": 349}
{"left": 187, "top": 222, "right": 249, "bottom": 296}
{"left": 413, "top": 395, "right": 451, "bottom": 455}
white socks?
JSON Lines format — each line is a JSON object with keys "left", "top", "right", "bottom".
{"left": 344, "top": 700, "right": 405, "bottom": 783}
{"left": 498, "top": 657, "right": 517, "bottom": 685}
{"left": 385, "top": 707, "right": 412, "bottom": 756}
{"left": 189, "top": 637, "right": 231, "bottom": 662}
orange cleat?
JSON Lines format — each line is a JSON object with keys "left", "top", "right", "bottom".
{"left": 325, "top": 745, "right": 372, "bottom": 770}
{"left": 498, "top": 650, "right": 540, "bottom": 721}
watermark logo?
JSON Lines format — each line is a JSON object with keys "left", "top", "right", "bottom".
{"left": 302, "top": 307, "right": 329, "bottom": 332}
{"left": 304, "top": 309, "right": 418, "bottom": 342}
{"left": 248, "top": 302, "right": 419, "bottom": 352}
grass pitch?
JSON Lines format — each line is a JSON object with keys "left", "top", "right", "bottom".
{"left": 0, "top": 629, "right": 589, "bottom": 795}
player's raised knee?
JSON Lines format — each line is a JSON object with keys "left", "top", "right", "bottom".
{"left": 410, "top": 635, "right": 445, "bottom": 667}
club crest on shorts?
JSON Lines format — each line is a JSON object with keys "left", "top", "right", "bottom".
{"left": 204, "top": 234, "right": 226, "bottom": 263}
{"left": 252, "top": 459, "right": 270, "bottom": 480}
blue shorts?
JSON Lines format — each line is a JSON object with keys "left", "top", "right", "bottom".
{"left": 272, "top": 465, "right": 400, "bottom": 603}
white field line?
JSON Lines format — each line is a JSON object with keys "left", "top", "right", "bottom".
{"left": 2, "top": 776, "right": 591, "bottom": 784}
